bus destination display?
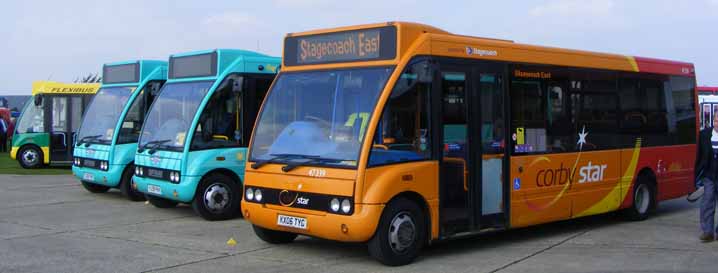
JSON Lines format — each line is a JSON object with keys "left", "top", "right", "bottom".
{"left": 284, "top": 26, "right": 396, "bottom": 66}
{"left": 103, "top": 63, "right": 139, "bottom": 84}
{"left": 169, "top": 52, "right": 217, "bottom": 79}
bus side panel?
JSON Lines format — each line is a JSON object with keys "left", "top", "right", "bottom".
{"left": 618, "top": 144, "right": 695, "bottom": 209}
{"left": 510, "top": 155, "right": 572, "bottom": 228}
{"left": 655, "top": 145, "right": 696, "bottom": 201}
{"left": 11, "top": 133, "right": 50, "bottom": 163}
{"left": 362, "top": 161, "right": 439, "bottom": 239}
{"left": 568, "top": 150, "right": 621, "bottom": 218}
{"left": 185, "top": 147, "right": 248, "bottom": 184}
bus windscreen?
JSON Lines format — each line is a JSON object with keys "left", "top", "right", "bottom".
{"left": 284, "top": 26, "right": 396, "bottom": 66}
{"left": 103, "top": 63, "right": 139, "bottom": 84}
{"left": 169, "top": 53, "right": 217, "bottom": 79}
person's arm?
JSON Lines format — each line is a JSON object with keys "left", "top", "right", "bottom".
{"left": 695, "top": 130, "right": 705, "bottom": 181}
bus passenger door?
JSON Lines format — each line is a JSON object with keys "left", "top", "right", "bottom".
{"left": 438, "top": 61, "right": 508, "bottom": 237}
{"left": 438, "top": 65, "right": 473, "bottom": 235}
{"left": 48, "top": 95, "right": 71, "bottom": 163}
{"left": 474, "top": 64, "right": 507, "bottom": 229}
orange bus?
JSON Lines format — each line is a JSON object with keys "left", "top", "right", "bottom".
{"left": 242, "top": 22, "right": 698, "bottom": 265}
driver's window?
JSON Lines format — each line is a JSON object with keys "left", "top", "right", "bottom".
{"left": 368, "top": 60, "right": 432, "bottom": 166}
{"left": 190, "top": 77, "right": 241, "bottom": 150}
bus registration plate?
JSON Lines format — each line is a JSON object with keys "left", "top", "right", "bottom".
{"left": 83, "top": 173, "right": 94, "bottom": 181}
{"left": 147, "top": 184, "right": 162, "bottom": 195}
{"left": 277, "top": 215, "right": 307, "bottom": 230}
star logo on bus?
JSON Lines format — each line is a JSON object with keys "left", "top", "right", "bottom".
{"left": 577, "top": 125, "right": 588, "bottom": 150}
{"left": 150, "top": 156, "right": 161, "bottom": 165}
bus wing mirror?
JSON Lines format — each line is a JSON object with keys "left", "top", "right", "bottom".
{"left": 416, "top": 62, "right": 434, "bottom": 83}
{"left": 232, "top": 77, "right": 244, "bottom": 94}
{"left": 149, "top": 82, "right": 162, "bottom": 96}
{"left": 34, "top": 95, "right": 43, "bottom": 106}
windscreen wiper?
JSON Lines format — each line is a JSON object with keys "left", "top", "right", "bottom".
{"left": 79, "top": 135, "right": 102, "bottom": 147}
{"left": 138, "top": 139, "right": 171, "bottom": 154}
{"left": 250, "top": 153, "right": 319, "bottom": 170}
{"left": 280, "top": 157, "right": 343, "bottom": 172}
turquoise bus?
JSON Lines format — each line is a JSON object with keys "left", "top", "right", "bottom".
{"left": 73, "top": 60, "right": 167, "bottom": 200}
{"left": 133, "top": 49, "right": 279, "bottom": 220}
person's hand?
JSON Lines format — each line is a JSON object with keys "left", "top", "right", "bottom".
{"left": 696, "top": 177, "right": 705, "bottom": 188}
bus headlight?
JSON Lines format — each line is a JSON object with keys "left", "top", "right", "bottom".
{"left": 330, "top": 198, "right": 340, "bottom": 212}
{"left": 245, "top": 188, "right": 254, "bottom": 201}
{"left": 254, "top": 189, "right": 263, "bottom": 202}
{"left": 341, "top": 199, "right": 351, "bottom": 214}
{"left": 169, "top": 172, "right": 180, "bottom": 182}
{"left": 139, "top": 167, "right": 144, "bottom": 176}
{"left": 100, "top": 162, "right": 108, "bottom": 171}
{"left": 135, "top": 166, "right": 140, "bottom": 175}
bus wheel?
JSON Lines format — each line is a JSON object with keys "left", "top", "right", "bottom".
{"left": 252, "top": 225, "right": 297, "bottom": 244}
{"left": 119, "top": 164, "right": 145, "bottom": 202}
{"left": 192, "top": 173, "right": 240, "bottom": 221}
{"left": 18, "top": 146, "right": 43, "bottom": 169}
{"left": 623, "top": 175, "right": 656, "bottom": 221}
{"left": 146, "top": 194, "right": 178, "bottom": 208}
{"left": 368, "top": 197, "right": 426, "bottom": 266}
{"left": 81, "top": 181, "right": 110, "bottom": 193}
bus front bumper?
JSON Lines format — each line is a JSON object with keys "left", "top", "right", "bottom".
{"left": 72, "top": 165, "right": 124, "bottom": 187}
{"left": 133, "top": 175, "right": 199, "bottom": 203}
{"left": 242, "top": 201, "right": 384, "bottom": 242}
{"left": 9, "top": 147, "right": 18, "bottom": 160}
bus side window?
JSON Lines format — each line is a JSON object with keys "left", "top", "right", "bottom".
{"left": 368, "top": 60, "right": 432, "bottom": 166}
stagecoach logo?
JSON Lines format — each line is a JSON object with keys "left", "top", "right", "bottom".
{"left": 150, "top": 156, "right": 161, "bottom": 165}
{"left": 279, "top": 190, "right": 299, "bottom": 206}
{"left": 86, "top": 149, "right": 95, "bottom": 156}
{"left": 466, "top": 47, "right": 498, "bottom": 57}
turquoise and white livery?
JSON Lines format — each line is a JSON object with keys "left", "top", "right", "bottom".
{"left": 73, "top": 60, "right": 167, "bottom": 200}
{"left": 133, "top": 49, "right": 279, "bottom": 220}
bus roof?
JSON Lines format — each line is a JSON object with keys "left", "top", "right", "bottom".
{"left": 167, "top": 49, "right": 280, "bottom": 81}
{"left": 282, "top": 22, "right": 695, "bottom": 77}
{"left": 31, "top": 81, "right": 100, "bottom": 96}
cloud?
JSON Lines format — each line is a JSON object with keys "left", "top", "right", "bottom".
{"left": 530, "top": 0, "right": 615, "bottom": 17}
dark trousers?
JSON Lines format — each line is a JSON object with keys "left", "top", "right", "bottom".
{"left": 701, "top": 177, "right": 718, "bottom": 234}
{"left": 0, "top": 134, "right": 6, "bottom": 152}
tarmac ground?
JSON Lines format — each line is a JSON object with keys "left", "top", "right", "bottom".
{"left": 0, "top": 174, "right": 713, "bottom": 273}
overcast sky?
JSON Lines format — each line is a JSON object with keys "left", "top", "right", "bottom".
{"left": 1, "top": 0, "right": 716, "bottom": 95}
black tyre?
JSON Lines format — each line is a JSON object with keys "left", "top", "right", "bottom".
{"left": 252, "top": 225, "right": 298, "bottom": 244}
{"left": 81, "top": 181, "right": 110, "bottom": 193}
{"left": 368, "top": 197, "right": 426, "bottom": 266}
{"left": 146, "top": 194, "right": 178, "bottom": 208}
{"left": 119, "top": 164, "right": 145, "bottom": 201}
{"left": 18, "top": 146, "right": 44, "bottom": 169}
{"left": 191, "top": 173, "right": 241, "bottom": 221}
{"left": 623, "top": 174, "right": 657, "bottom": 221}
